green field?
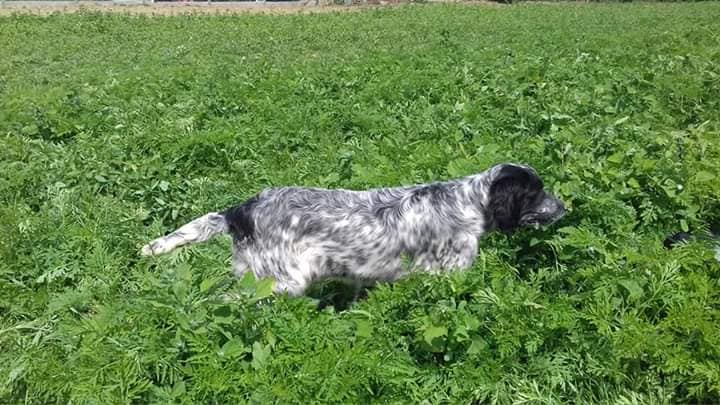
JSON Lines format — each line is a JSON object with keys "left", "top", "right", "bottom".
{"left": 2, "top": 3, "right": 720, "bottom": 403}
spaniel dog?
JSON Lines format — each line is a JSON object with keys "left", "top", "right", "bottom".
{"left": 141, "top": 163, "right": 566, "bottom": 296}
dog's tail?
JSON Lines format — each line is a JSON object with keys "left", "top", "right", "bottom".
{"left": 141, "top": 212, "right": 228, "bottom": 256}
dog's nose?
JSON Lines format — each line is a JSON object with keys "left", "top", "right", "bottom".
{"left": 540, "top": 196, "right": 565, "bottom": 215}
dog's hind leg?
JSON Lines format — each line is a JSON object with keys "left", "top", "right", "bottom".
{"left": 274, "top": 278, "right": 310, "bottom": 297}
{"left": 231, "top": 246, "right": 250, "bottom": 278}
{"left": 273, "top": 254, "right": 315, "bottom": 297}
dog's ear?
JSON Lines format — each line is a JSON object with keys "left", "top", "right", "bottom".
{"left": 487, "top": 164, "right": 543, "bottom": 232}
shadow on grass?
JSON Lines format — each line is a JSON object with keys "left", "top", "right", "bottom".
{"left": 306, "top": 279, "right": 374, "bottom": 312}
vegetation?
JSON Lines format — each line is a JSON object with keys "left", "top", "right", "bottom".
{"left": 1, "top": 3, "right": 720, "bottom": 403}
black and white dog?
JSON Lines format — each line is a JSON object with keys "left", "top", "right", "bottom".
{"left": 141, "top": 163, "right": 566, "bottom": 296}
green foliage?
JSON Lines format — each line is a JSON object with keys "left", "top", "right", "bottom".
{"left": 1, "top": 3, "right": 720, "bottom": 403}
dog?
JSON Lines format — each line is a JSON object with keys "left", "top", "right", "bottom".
{"left": 141, "top": 163, "right": 566, "bottom": 296}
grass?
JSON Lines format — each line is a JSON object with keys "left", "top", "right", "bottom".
{"left": 1, "top": 3, "right": 720, "bottom": 403}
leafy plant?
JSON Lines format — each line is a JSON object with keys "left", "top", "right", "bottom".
{"left": 1, "top": 3, "right": 720, "bottom": 403}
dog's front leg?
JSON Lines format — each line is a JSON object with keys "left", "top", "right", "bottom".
{"left": 443, "top": 235, "right": 479, "bottom": 271}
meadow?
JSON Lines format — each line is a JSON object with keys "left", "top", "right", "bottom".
{"left": 1, "top": 3, "right": 720, "bottom": 403}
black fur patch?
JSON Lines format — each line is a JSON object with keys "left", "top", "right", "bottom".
{"left": 223, "top": 196, "right": 259, "bottom": 241}
{"left": 487, "top": 165, "right": 544, "bottom": 232}
{"left": 410, "top": 183, "right": 450, "bottom": 205}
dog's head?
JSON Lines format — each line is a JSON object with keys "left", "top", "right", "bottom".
{"left": 486, "top": 164, "right": 566, "bottom": 233}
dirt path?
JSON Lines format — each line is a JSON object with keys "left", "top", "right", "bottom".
{"left": 0, "top": 1, "right": 391, "bottom": 16}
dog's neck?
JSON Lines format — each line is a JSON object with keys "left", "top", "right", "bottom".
{"left": 443, "top": 173, "right": 494, "bottom": 235}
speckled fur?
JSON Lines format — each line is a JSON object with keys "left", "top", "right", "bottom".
{"left": 141, "top": 163, "right": 565, "bottom": 296}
